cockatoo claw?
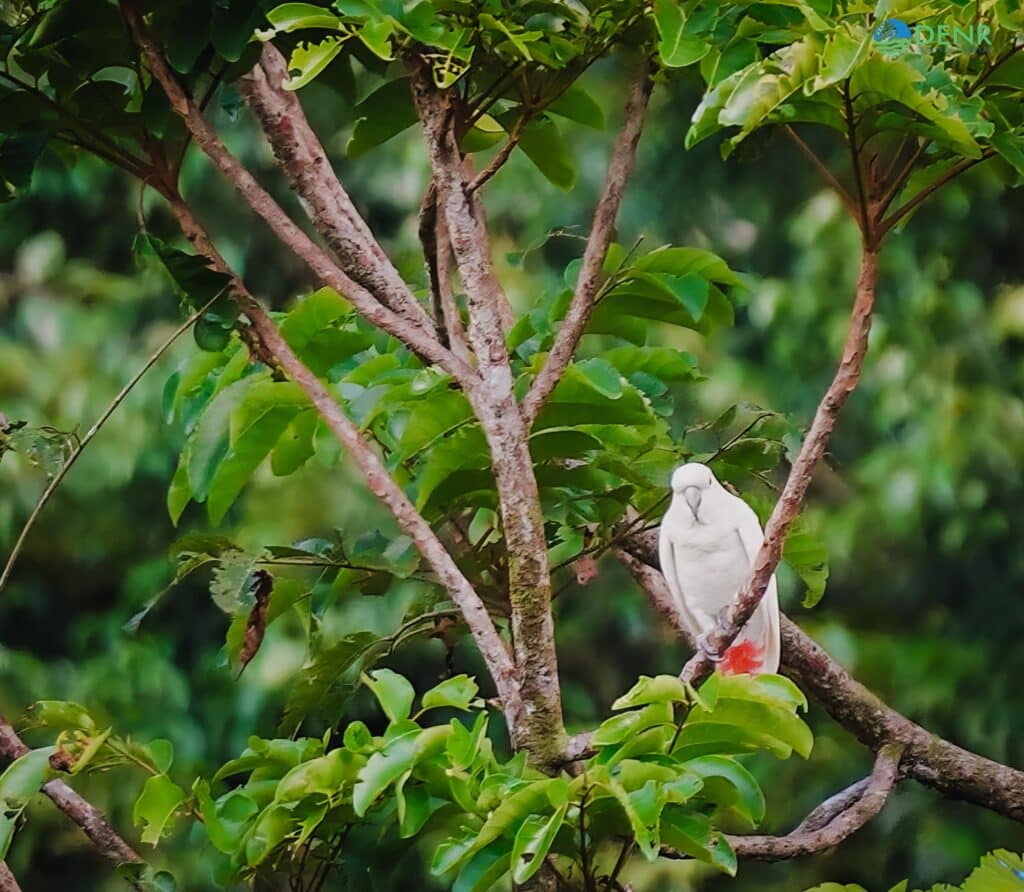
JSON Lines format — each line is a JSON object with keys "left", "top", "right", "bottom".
{"left": 696, "top": 632, "right": 724, "bottom": 663}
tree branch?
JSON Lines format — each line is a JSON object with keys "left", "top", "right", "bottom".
{"left": 725, "top": 744, "right": 902, "bottom": 861}
{"left": 158, "top": 187, "right": 522, "bottom": 728}
{"left": 0, "top": 715, "right": 143, "bottom": 879}
{"left": 679, "top": 242, "right": 880, "bottom": 685}
{"left": 237, "top": 43, "right": 435, "bottom": 332}
{"left": 613, "top": 533, "right": 1024, "bottom": 823}
{"left": 0, "top": 863, "right": 22, "bottom": 892}
{"left": 782, "top": 125, "right": 858, "bottom": 219}
{"left": 522, "top": 67, "right": 653, "bottom": 426}
{"left": 410, "top": 62, "right": 565, "bottom": 763}
{"left": 879, "top": 152, "right": 993, "bottom": 237}
{"left": 119, "top": 2, "right": 469, "bottom": 383}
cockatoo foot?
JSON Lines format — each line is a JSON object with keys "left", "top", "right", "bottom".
{"left": 696, "top": 632, "right": 725, "bottom": 663}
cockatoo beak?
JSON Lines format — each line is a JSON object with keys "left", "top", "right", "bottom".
{"left": 683, "top": 486, "right": 702, "bottom": 518}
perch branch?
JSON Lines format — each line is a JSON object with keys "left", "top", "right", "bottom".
{"left": 612, "top": 533, "right": 1024, "bottom": 823}
{"left": 725, "top": 744, "right": 903, "bottom": 860}
{"left": 678, "top": 243, "right": 879, "bottom": 685}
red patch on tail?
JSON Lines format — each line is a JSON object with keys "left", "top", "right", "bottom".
{"left": 719, "top": 640, "right": 765, "bottom": 676}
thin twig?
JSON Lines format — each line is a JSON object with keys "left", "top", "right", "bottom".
{"left": 467, "top": 116, "right": 526, "bottom": 193}
{"left": 782, "top": 125, "right": 858, "bottom": 218}
{"left": 522, "top": 66, "right": 654, "bottom": 425}
{"left": 843, "top": 81, "right": 869, "bottom": 236}
{"left": 0, "top": 716, "right": 144, "bottom": 882}
{"left": 879, "top": 152, "right": 993, "bottom": 236}
{"left": 0, "top": 295, "right": 221, "bottom": 593}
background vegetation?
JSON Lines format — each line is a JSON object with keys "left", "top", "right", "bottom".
{"left": 2, "top": 5, "right": 1024, "bottom": 890}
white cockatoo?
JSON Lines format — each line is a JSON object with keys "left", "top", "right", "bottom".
{"left": 659, "top": 462, "right": 780, "bottom": 675}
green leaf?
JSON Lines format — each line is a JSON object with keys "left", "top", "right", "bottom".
{"left": 682, "top": 699, "right": 813, "bottom": 759}
{"left": 135, "top": 233, "right": 232, "bottom": 313}
{"left": 363, "top": 668, "right": 416, "bottom": 723}
{"left": 784, "top": 516, "right": 830, "bottom": 608}
{"left": 0, "top": 814, "right": 15, "bottom": 861}
{"left": 851, "top": 56, "right": 982, "bottom": 158}
{"left": 352, "top": 729, "right": 418, "bottom": 816}
{"left": 547, "top": 84, "right": 604, "bottom": 129}
{"left": 453, "top": 840, "right": 513, "bottom": 892}
{"left": 438, "top": 778, "right": 569, "bottom": 873}
{"left": 275, "top": 748, "right": 362, "bottom": 802}
{"left": 206, "top": 380, "right": 308, "bottom": 522}
{"left": 517, "top": 116, "right": 575, "bottom": 190}
{"left": 574, "top": 357, "right": 623, "bottom": 399}
{"left": 990, "top": 131, "right": 1024, "bottom": 177}
{"left": 960, "top": 849, "right": 1024, "bottom": 891}
{"left": 280, "top": 631, "right": 382, "bottom": 734}
{"left": 284, "top": 37, "right": 345, "bottom": 91}
{"left": 245, "top": 803, "right": 293, "bottom": 865}
{"left": 598, "top": 777, "right": 664, "bottom": 860}
{"left": 358, "top": 20, "right": 394, "bottom": 60}
{"left": 186, "top": 377, "right": 254, "bottom": 503}
{"left": 446, "top": 712, "right": 489, "bottom": 771}
{"left": 811, "top": 27, "right": 871, "bottom": 92}
{"left": 133, "top": 774, "right": 186, "bottom": 846}
{"left": 194, "top": 781, "right": 251, "bottom": 854}
{"left": 421, "top": 675, "right": 479, "bottom": 712}
{"left": 612, "top": 674, "right": 692, "bottom": 710}
{"left": 718, "top": 35, "right": 825, "bottom": 148}
{"left": 0, "top": 132, "right": 46, "bottom": 203}
{"left": 271, "top": 409, "right": 317, "bottom": 476}
{"left": 0, "top": 747, "right": 56, "bottom": 805}
{"left": 511, "top": 804, "right": 567, "bottom": 883}
{"left": 684, "top": 755, "right": 765, "bottom": 826}
{"left": 28, "top": 700, "right": 96, "bottom": 732}
{"left": 593, "top": 702, "right": 674, "bottom": 746}
{"left": 259, "top": 3, "right": 343, "bottom": 38}
{"left": 652, "top": 0, "right": 710, "bottom": 68}
{"left": 348, "top": 78, "right": 417, "bottom": 157}
{"left": 661, "top": 806, "right": 736, "bottom": 875}
{"left": 281, "top": 286, "right": 352, "bottom": 350}
{"left": 633, "top": 246, "right": 741, "bottom": 286}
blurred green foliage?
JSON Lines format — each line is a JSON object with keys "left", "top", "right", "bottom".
{"left": 2, "top": 0, "right": 1024, "bottom": 889}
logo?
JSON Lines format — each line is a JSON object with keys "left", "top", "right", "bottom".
{"left": 873, "top": 17, "right": 992, "bottom": 51}
{"left": 873, "top": 18, "right": 912, "bottom": 42}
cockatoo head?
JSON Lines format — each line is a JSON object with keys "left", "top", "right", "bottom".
{"left": 669, "top": 462, "right": 721, "bottom": 521}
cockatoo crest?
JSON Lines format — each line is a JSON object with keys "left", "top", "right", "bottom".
{"left": 659, "top": 462, "right": 781, "bottom": 675}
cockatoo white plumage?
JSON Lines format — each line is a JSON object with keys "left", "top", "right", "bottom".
{"left": 659, "top": 462, "right": 780, "bottom": 675}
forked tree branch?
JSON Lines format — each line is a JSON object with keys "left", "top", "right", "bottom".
{"left": 410, "top": 62, "right": 566, "bottom": 762}
{"left": 725, "top": 744, "right": 902, "bottom": 861}
{"left": 660, "top": 744, "right": 902, "bottom": 863}
{"left": 237, "top": 44, "right": 435, "bottom": 333}
{"left": 679, "top": 243, "right": 880, "bottom": 685}
{"left": 119, "top": 2, "right": 470, "bottom": 383}
{"left": 522, "top": 67, "right": 653, "bottom": 426}
{"left": 0, "top": 715, "right": 143, "bottom": 883}
{"left": 613, "top": 533, "right": 1024, "bottom": 823}
{"left": 159, "top": 188, "right": 522, "bottom": 726}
